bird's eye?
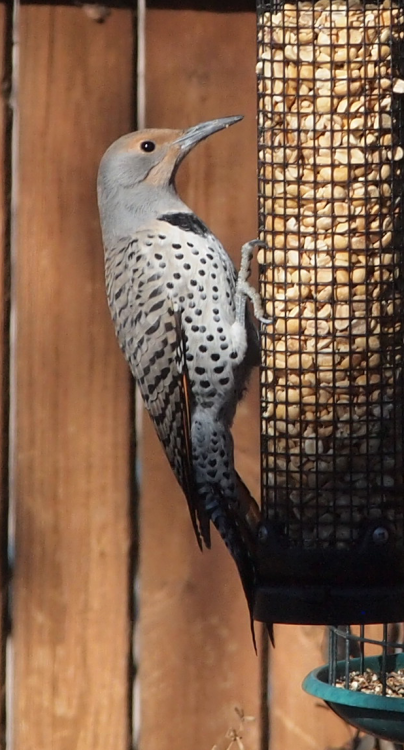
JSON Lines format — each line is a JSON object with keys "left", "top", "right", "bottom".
{"left": 140, "top": 140, "right": 156, "bottom": 153}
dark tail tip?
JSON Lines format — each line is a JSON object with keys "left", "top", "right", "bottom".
{"left": 267, "top": 622, "right": 275, "bottom": 648}
{"left": 250, "top": 617, "right": 258, "bottom": 654}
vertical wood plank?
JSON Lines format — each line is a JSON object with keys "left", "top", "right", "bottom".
{"left": 0, "top": 6, "right": 10, "bottom": 749}
{"left": 141, "top": 10, "right": 262, "bottom": 750}
{"left": 270, "top": 626, "right": 354, "bottom": 750}
{"left": 14, "top": 8, "right": 134, "bottom": 750}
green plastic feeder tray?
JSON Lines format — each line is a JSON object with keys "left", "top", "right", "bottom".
{"left": 303, "top": 654, "right": 404, "bottom": 743}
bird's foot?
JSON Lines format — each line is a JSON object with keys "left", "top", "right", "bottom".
{"left": 235, "top": 239, "right": 273, "bottom": 326}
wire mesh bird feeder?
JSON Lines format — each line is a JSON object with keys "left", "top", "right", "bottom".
{"left": 303, "top": 625, "right": 404, "bottom": 742}
{"left": 255, "top": 0, "right": 404, "bottom": 625}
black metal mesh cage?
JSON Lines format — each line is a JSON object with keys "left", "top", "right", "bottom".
{"left": 255, "top": 0, "right": 404, "bottom": 624}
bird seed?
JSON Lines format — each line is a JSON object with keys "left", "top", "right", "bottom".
{"left": 258, "top": 0, "right": 404, "bottom": 547}
{"left": 335, "top": 667, "right": 404, "bottom": 697}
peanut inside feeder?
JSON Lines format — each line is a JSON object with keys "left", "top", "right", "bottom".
{"left": 258, "top": 0, "right": 404, "bottom": 549}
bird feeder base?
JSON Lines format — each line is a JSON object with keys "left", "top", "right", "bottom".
{"left": 254, "top": 584, "right": 404, "bottom": 625}
{"left": 303, "top": 654, "right": 404, "bottom": 744}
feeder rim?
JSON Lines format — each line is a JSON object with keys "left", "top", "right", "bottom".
{"left": 303, "top": 657, "right": 404, "bottom": 713}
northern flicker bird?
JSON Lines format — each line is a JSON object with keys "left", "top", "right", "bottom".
{"left": 97, "top": 115, "right": 272, "bottom": 647}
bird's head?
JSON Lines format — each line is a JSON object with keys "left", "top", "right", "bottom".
{"left": 97, "top": 115, "right": 243, "bottom": 245}
{"left": 98, "top": 115, "right": 243, "bottom": 191}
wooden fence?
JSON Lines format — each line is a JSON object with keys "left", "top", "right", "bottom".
{"left": 0, "top": 1, "right": 361, "bottom": 748}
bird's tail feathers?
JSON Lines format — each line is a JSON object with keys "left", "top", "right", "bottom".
{"left": 208, "top": 486, "right": 259, "bottom": 652}
{"left": 232, "top": 480, "right": 275, "bottom": 648}
{"left": 266, "top": 623, "right": 275, "bottom": 648}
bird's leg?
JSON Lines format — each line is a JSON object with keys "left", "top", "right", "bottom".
{"left": 235, "top": 239, "right": 273, "bottom": 326}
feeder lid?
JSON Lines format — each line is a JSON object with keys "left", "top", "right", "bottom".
{"left": 303, "top": 654, "right": 404, "bottom": 744}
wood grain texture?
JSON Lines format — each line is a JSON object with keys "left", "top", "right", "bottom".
{"left": 13, "top": 8, "right": 134, "bottom": 750}
{"left": 147, "top": 0, "right": 256, "bottom": 9}
{"left": 141, "top": 10, "right": 262, "bottom": 750}
{"left": 0, "top": 7, "right": 9, "bottom": 749}
{"left": 270, "top": 625, "right": 354, "bottom": 750}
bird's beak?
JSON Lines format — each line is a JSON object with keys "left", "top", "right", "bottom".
{"left": 174, "top": 115, "right": 243, "bottom": 156}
